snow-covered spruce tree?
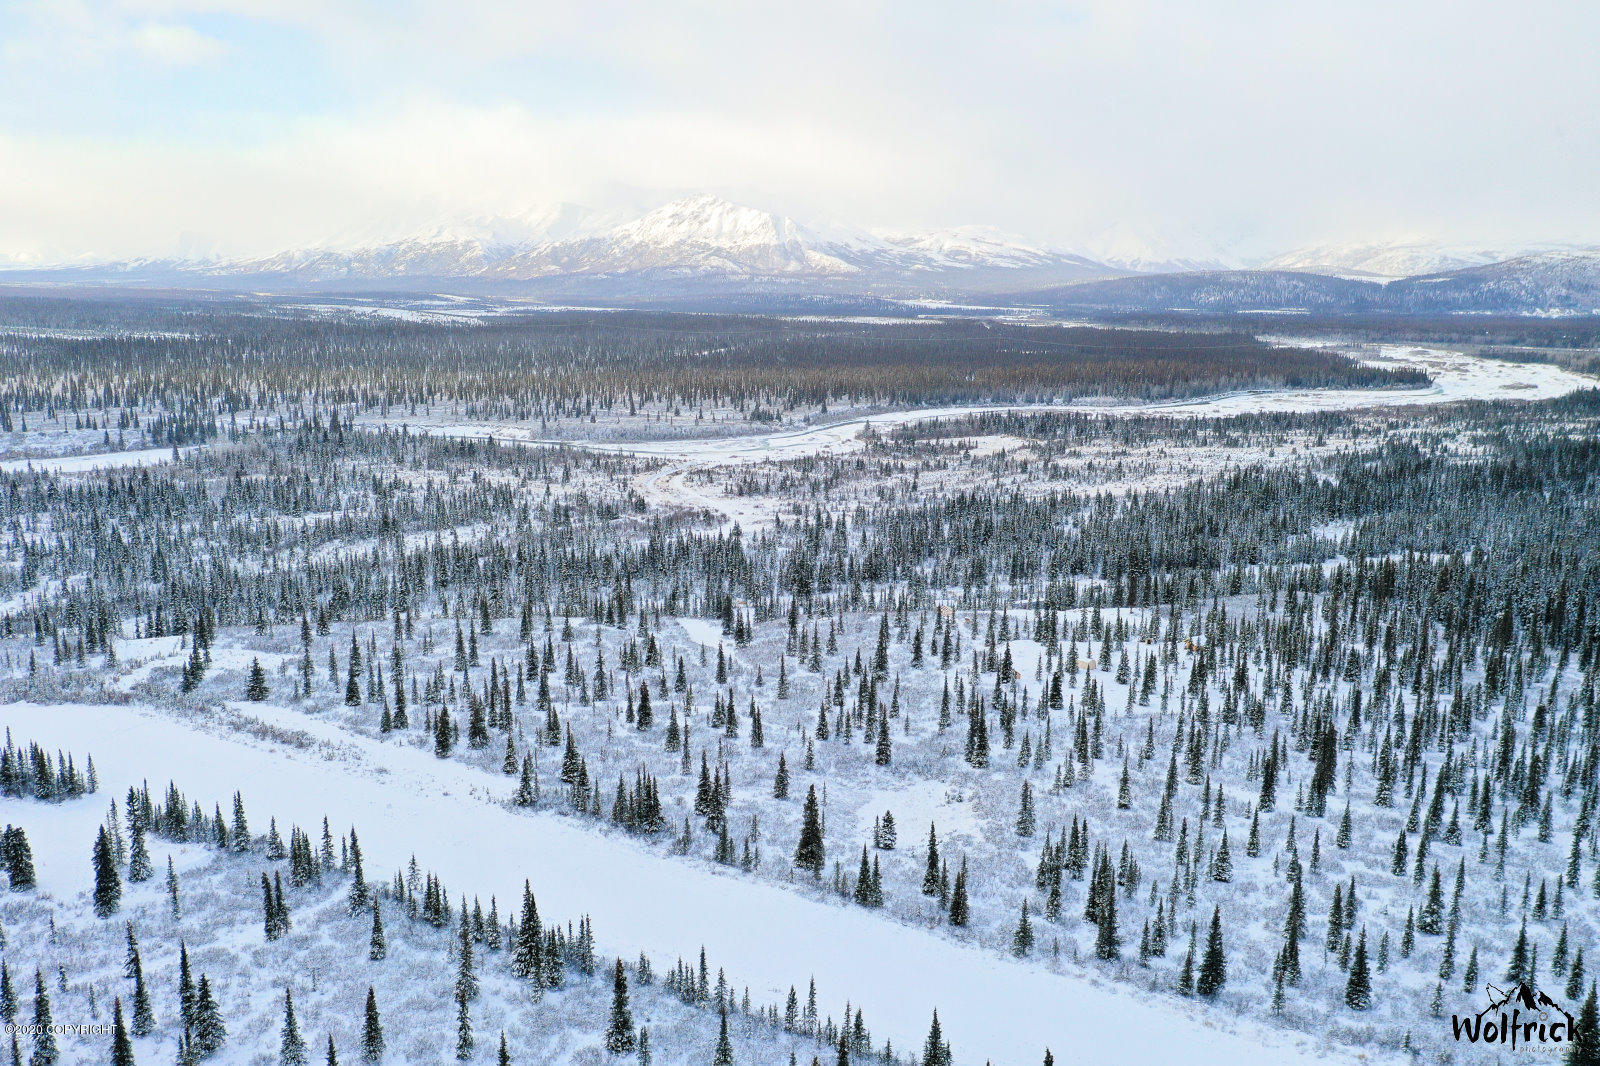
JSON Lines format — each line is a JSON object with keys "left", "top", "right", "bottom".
{"left": 794, "top": 784, "right": 825, "bottom": 877}
{"left": 361, "top": 987, "right": 384, "bottom": 1063}
{"left": 130, "top": 954, "right": 156, "bottom": 1036}
{"left": 191, "top": 975, "right": 226, "bottom": 1056}
{"left": 922, "top": 1010, "right": 952, "bottom": 1066}
{"left": 280, "top": 989, "right": 308, "bottom": 1066}
{"left": 1197, "top": 907, "right": 1227, "bottom": 998}
{"left": 605, "top": 959, "right": 636, "bottom": 1053}
{"left": 713, "top": 1002, "right": 734, "bottom": 1066}
{"left": 948, "top": 857, "right": 969, "bottom": 927}
{"left": 31, "top": 969, "right": 57, "bottom": 1066}
{"left": 369, "top": 902, "right": 386, "bottom": 961}
{"left": 3, "top": 826, "right": 35, "bottom": 889}
{"left": 110, "top": 996, "right": 135, "bottom": 1066}
{"left": 247, "top": 657, "right": 270, "bottom": 700}
{"left": 1012, "top": 900, "right": 1035, "bottom": 957}
{"left": 127, "top": 821, "right": 152, "bottom": 883}
{"left": 454, "top": 988, "right": 474, "bottom": 1061}
{"left": 456, "top": 914, "right": 479, "bottom": 1002}
{"left": 93, "top": 825, "right": 121, "bottom": 917}
{"left": 347, "top": 828, "right": 368, "bottom": 913}
{"left": 1345, "top": 927, "right": 1372, "bottom": 1010}
{"left": 1569, "top": 985, "right": 1600, "bottom": 1066}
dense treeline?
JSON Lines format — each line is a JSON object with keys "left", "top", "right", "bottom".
{"left": 0, "top": 297, "right": 1424, "bottom": 422}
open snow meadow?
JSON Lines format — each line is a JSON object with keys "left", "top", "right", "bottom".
{"left": 1, "top": 297, "right": 1600, "bottom": 1066}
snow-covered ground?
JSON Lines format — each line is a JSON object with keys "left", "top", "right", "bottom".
{"left": 362, "top": 345, "right": 1595, "bottom": 528}
{"left": 0, "top": 701, "right": 1372, "bottom": 1066}
{"left": 383, "top": 343, "right": 1595, "bottom": 459}
{"left": 0, "top": 445, "right": 189, "bottom": 475}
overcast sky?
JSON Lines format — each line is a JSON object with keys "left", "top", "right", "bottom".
{"left": 2, "top": 0, "right": 1597, "bottom": 262}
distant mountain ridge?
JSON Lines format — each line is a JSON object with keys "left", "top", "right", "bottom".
{"left": 1013, "top": 252, "right": 1600, "bottom": 315}
{"left": 4, "top": 195, "right": 1598, "bottom": 314}
{"left": 1264, "top": 238, "right": 1600, "bottom": 280}
{"left": 138, "top": 196, "right": 1118, "bottom": 289}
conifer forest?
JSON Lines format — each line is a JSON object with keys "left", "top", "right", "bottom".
{"left": 1, "top": 292, "right": 1600, "bottom": 1065}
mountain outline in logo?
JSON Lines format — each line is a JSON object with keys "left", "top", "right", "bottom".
{"left": 1454, "top": 982, "right": 1574, "bottom": 1051}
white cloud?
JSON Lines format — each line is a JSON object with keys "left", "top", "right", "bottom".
{"left": 126, "top": 21, "right": 227, "bottom": 65}
{"left": 2, "top": 0, "right": 1598, "bottom": 261}
{"left": 0, "top": 102, "right": 983, "bottom": 260}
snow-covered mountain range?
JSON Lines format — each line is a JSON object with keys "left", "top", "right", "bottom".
{"left": 6, "top": 194, "right": 1599, "bottom": 312}
{"left": 6, "top": 196, "right": 1178, "bottom": 289}
{"left": 1263, "top": 239, "right": 1503, "bottom": 280}
{"left": 279, "top": 196, "right": 1121, "bottom": 286}
{"left": 1262, "top": 238, "right": 1600, "bottom": 280}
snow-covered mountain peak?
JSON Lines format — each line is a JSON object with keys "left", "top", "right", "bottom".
{"left": 598, "top": 196, "right": 856, "bottom": 275}
{"left": 876, "top": 225, "right": 1062, "bottom": 269}
{"left": 1081, "top": 220, "right": 1239, "bottom": 274}
{"left": 612, "top": 196, "right": 803, "bottom": 249}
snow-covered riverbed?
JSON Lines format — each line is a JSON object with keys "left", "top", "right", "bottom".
{"left": 386, "top": 344, "right": 1597, "bottom": 469}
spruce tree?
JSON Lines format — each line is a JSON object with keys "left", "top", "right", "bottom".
{"left": 435, "top": 705, "right": 454, "bottom": 757}
{"left": 130, "top": 957, "right": 155, "bottom": 1036}
{"left": 192, "top": 975, "right": 227, "bottom": 1057}
{"left": 280, "top": 989, "right": 308, "bottom": 1066}
{"left": 948, "top": 857, "right": 969, "bottom": 927}
{"left": 605, "top": 960, "right": 636, "bottom": 1053}
{"left": 922, "top": 1010, "right": 951, "bottom": 1066}
{"left": 0, "top": 962, "right": 14, "bottom": 1027}
{"left": 93, "top": 825, "right": 122, "bottom": 917}
{"left": 3, "top": 828, "right": 35, "bottom": 889}
{"left": 1507, "top": 918, "right": 1531, "bottom": 985}
{"left": 794, "top": 785, "right": 825, "bottom": 877}
{"left": 362, "top": 988, "right": 384, "bottom": 1064}
{"left": 1094, "top": 872, "right": 1119, "bottom": 961}
{"left": 177, "top": 944, "right": 196, "bottom": 1033}
{"left": 455, "top": 990, "right": 474, "bottom": 1061}
{"left": 456, "top": 914, "right": 478, "bottom": 1002}
{"left": 30, "top": 970, "right": 56, "bottom": 1066}
{"left": 264, "top": 873, "right": 282, "bottom": 940}
{"left": 713, "top": 1004, "right": 734, "bottom": 1066}
{"left": 127, "top": 823, "right": 152, "bottom": 883}
{"left": 773, "top": 753, "right": 789, "bottom": 800}
{"left": 110, "top": 997, "right": 135, "bottom": 1066}
{"left": 347, "top": 829, "right": 368, "bottom": 913}
{"left": 369, "top": 902, "right": 386, "bottom": 961}
{"left": 1197, "top": 907, "right": 1227, "bottom": 997}
{"left": 1345, "top": 928, "right": 1372, "bottom": 1010}
{"left": 247, "top": 658, "right": 270, "bottom": 701}
{"left": 511, "top": 883, "right": 542, "bottom": 982}
{"left": 1569, "top": 984, "right": 1599, "bottom": 1066}
{"left": 1012, "top": 900, "right": 1035, "bottom": 957}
